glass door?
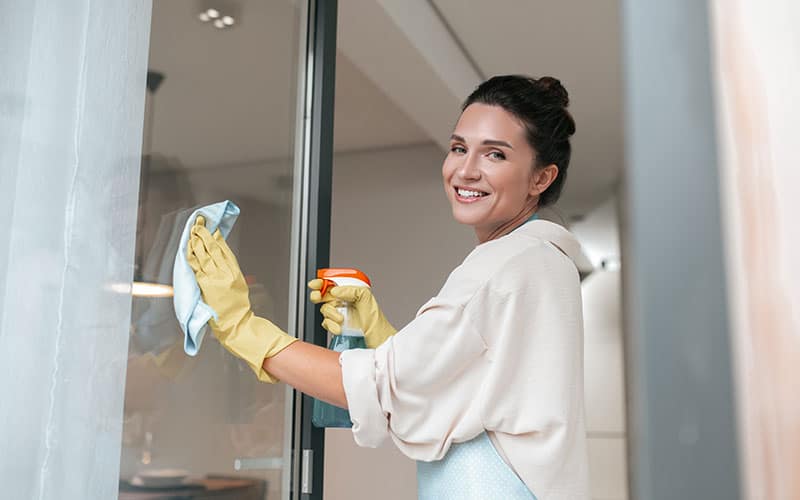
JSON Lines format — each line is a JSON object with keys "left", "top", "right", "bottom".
{"left": 118, "top": 1, "right": 315, "bottom": 498}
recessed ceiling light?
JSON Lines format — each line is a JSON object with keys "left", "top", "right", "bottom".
{"left": 198, "top": 7, "right": 237, "bottom": 29}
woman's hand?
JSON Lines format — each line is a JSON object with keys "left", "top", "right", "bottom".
{"left": 187, "top": 216, "right": 297, "bottom": 382}
{"left": 188, "top": 216, "right": 251, "bottom": 333}
{"left": 308, "top": 279, "right": 397, "bottom": 348}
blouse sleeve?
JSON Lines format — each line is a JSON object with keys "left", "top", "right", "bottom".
{"left": 339, "top": 286, "right": 490, "bottom": 460}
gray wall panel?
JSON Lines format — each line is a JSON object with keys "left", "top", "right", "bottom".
{"left": 620, "top": 0, "right": 741, "bottom": 498}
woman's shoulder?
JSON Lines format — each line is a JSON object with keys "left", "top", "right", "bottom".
{"left": 440, "top": 221, "right": 582, "bottom": 299}
{"left": 463, "top": 232, "right": 549, "bottom": 276}
{"left": 472, "top": 220, "right": 580, "bottom": 270}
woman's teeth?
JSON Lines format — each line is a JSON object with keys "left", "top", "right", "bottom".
{"left": 456, "top": 188, "right": 487, "bottom": 198}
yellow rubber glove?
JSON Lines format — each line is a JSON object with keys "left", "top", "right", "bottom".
{"left": 187, "top": 216, "right": 297, "bottom": 383}
{"left": 308, "top": 279, "right": 397, "bottom": 348}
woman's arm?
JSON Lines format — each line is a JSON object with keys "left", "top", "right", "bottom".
{"left": 188, "top": 219, "right": 350, "bottom": 403}
{"left": 263, "top": 341, "right": 348, "bottom": 409}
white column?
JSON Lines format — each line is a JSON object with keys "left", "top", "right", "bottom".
{"left": 0, "top": 1, "right": 151, "bottom": 498}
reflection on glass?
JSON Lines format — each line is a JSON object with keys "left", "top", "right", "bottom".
{"left": 118, "top": 2, "right": 303, "bottom": 499}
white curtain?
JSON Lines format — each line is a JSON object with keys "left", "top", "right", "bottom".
{"left": 0, "top": 1, "right": 151, "bottom": 498}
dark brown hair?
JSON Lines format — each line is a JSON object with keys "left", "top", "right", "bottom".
{"left": 462, "top": 75, "right": 575, "bottom": 206}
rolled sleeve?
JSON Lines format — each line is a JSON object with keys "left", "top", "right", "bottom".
{"left": 340, "top": 347, "right": 389, "bottom": 447}
{"left": 339, "top": 293, "right": 488, "bottom": 459}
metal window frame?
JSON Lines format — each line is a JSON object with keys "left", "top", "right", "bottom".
{"left": 620, "top": 0, "right": 742, "bottom": 498}
{"left": 288, "top": 1, "right": 337, "bottom": 499}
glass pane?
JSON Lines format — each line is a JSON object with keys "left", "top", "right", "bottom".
{"left": 118, "top": 2, "right": 305, "bottom": 499}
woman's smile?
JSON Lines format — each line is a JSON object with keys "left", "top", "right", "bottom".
{"left": 454, "top": 186, "right": 490, "bottom": 203}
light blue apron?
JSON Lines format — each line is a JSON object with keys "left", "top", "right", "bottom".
{"left": 417, "top": 432, "right": 537, "bottom": 500}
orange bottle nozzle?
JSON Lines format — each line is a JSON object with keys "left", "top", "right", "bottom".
{"left": 317, "top": 268, "right": 371, "bottom": 297}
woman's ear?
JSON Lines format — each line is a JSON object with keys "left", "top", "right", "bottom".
{"left": 530, "top": 164, "right": 559, "bottom": 196}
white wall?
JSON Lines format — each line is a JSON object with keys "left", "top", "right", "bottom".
{"left": 573, "top": 199, "right": 628, "bottom": 500}
{"left": 325, "top": 145, "right": 629, "bottom": 499}
{"left": 582, "top": 270, "right": 628, "bottom": 500}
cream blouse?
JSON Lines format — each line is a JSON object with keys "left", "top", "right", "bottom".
{"left": 340, "top": 220, "right": 590, "bottom": 499}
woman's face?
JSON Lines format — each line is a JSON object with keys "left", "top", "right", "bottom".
{"left": 443, "top": 103, "right": 554, "bottom": 242}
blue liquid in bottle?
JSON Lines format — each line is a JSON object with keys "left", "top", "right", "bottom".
{"left": 312, "top": 329, "right": 367, "bottom": 428}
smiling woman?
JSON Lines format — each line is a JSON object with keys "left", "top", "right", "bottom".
{"left": 444, "top": 76, "right": 576, "bottom": 242}
{"left": 187, "top": 73, "right": 589, "bottom": 499}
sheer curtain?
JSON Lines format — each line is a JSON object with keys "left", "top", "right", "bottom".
{"left": 0, "top": 1, "right": 151, "bottom": 497}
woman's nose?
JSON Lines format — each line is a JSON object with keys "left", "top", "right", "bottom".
{"left": 457, "top": 154, "right": 481, "bottom": 180}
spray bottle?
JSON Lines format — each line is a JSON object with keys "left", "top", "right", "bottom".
{"left": 311, "top": 268, "right": 371, "bottom": 428}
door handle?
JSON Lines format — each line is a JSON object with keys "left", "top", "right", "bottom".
{"left": 233, "top": 456, "right": 284, "bottom": 471}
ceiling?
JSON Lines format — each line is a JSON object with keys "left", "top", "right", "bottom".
{"left": 147, "top": 0, "right": 623, "bottom": 216}
{"left": 147, "top": 0, "right": 428, "bottom": 166}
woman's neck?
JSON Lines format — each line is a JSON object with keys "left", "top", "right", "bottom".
{"left": 478, "top": 198, "right": 540, "bottom": 243}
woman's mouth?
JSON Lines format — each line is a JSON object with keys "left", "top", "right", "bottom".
{"left": 454, "top": 187, "right": 489, "bottom": 203}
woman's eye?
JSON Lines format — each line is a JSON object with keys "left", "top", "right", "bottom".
{"left": 488, "top": 151, "right": 506, "bottom": 160}
{"left": 450, "top": 145, "right": 466, "bottom": 154}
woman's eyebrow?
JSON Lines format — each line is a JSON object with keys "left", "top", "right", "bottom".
{"left": 482, "top": 139, "right": 513, "bottom": 149}
{"left": 449, "top": 134, "right": 466, "bottom": 143}
{"left": 449, "top": 134, "right": 514, "bottom": 150}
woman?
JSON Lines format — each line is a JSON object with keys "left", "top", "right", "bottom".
{"left": 188, "top": 75, "right": 589, "bottom": 499}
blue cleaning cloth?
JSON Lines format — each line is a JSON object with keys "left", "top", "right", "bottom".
{"left": 173, "top": 200, "right": 240, "bottom": 356}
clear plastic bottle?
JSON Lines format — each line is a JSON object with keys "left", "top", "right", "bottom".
{"left": 312, "top": 269, "right": 370, "bottom": 428}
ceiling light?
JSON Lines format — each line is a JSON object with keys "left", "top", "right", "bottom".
{"left": 197, "top": 6, "right": 238, "bottom": 30}
{"left": 131, "top": 282, "right": 174, "bottom": 298}
{"left": 601, "top": 257, "right": 621, "bottom": 272}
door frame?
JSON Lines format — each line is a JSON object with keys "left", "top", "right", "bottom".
{"left": 290, "top": 1, "right": 337, "bottom": 499}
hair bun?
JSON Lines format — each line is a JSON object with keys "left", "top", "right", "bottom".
{"left": 534, "top": 76, "right": 569, "bottom": 107}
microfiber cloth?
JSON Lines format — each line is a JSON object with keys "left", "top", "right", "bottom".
{"left": 173, "top": 200, "right": 240, "bottom": 356}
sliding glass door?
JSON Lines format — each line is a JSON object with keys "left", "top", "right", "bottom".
{"left": 116, "top": 1, "right": 332, "bottom": 499}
